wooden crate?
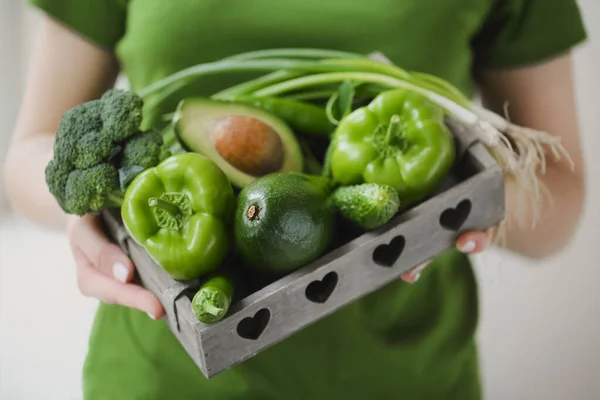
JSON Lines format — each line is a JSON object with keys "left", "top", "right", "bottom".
{"left": 102, "top": 118, "right": 505, "bottom": 378}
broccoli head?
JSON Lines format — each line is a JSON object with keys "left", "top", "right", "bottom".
{"left": 73, "top": 131, "right": 116, "bottom": 169}
{"left": 45, "top": 159, "right": 71, "bottom": 208}
{"left": 56, "top": 100, "right": 103, "bottom": 141}
{"left": 100, "top": 89, "right": 143, "bottom": 141}
{"left": 45, "top": 89, "right": 163, "bottom": 216}
{"left": 53, "top": 100, "right": 104, "bottom": 164}
{"left": 121, "top": 129, "right": 163, "bottom": 169}
{"left": 64, "top": 164, "right": 123, "bottom": 216}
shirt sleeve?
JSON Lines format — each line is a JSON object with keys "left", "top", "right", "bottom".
{"left": 472, "top": 0, "right": 588, "bottom": 68}
{"left": 28, "top": 0, "right": 127, "bottom": 50}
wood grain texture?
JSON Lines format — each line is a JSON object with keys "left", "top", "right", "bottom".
{"left": 102, "top": 118, "right": 506, "bottom": 378}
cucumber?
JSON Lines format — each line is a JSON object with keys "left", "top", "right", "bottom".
{"left": 332, "top": 183, "right": 400, "bottom": 230}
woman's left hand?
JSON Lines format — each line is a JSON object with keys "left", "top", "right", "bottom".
{"left": 400, "top": 228, "right": 494, "bottom": 283}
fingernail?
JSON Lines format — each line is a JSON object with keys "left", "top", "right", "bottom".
{"left": 459, "top": 240, "right": 476, "bottom": 253}
{"left": 112, "top": 261, "right": 129, "bottom": 283}
{"left": 147, "top": 312, "right": 157, "bottom": 320}
{"left": 412, "top": 271, "right": 421, "bottom": 282}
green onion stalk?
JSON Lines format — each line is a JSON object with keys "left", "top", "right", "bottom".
{"left": 137, "top": 48, "right": 574, "bottom": 241}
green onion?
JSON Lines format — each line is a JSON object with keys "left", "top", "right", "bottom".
{"left": 251, "top": 71, "right": 480, "bottom": 127}
{"left": 212, "top": 70, "right": 304, "bottom": 100}
{"left": 220, "top": 48, "right": 364, "bottom": 61}
{"left": 138, "top": 58, "right": 323, "bottom": 98}
{"left": 281, "top": 90, "right": 337, "bottom": 101}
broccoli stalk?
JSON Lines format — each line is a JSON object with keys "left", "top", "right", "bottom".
{"left": 45, "top": 89, "right": 164, "bottom": 216}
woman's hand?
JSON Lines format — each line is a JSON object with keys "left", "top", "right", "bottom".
{"left": 67, "top": 214, "right": 166, "bottom": 319}
{"left": 400, "top": 229, "right": 494, "bottom": 283}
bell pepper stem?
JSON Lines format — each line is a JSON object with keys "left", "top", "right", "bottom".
{"left": 385, "top": 114, "right": 401, "bottom": 145}
{"left": 203, "top": 302, "right": 225, "bottom": 317}
{"left": 148, "top": 197, "right": 181, "bottom": 218}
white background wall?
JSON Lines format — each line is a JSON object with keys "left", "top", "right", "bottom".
{"left": 0, "top": 1, "right": 599, "bottom": 399}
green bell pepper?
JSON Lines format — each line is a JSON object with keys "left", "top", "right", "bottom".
{"left": 121, "top": 153, "right": 235, "bottom": 281}
{"left": 329, "top": 88, "right": 456, "bottom": 204}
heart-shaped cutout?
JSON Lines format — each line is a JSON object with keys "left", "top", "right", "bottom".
{"left": 439, "top": 199, "right": 472, "bottom": 231}
{"left": 236, "top": 308, "right": 270, "bottom": 340}
{"left": 305, "top": 272, "right": 338, "bottom": 303}
{"left": 372, "top": 235, "right": 406, "bottom": 267}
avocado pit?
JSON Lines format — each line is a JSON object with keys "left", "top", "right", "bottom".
{"left": 211, "top": 115, "right": 284, "bottom": 176}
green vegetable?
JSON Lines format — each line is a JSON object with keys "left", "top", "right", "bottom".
{"left": 45, "top": 89, "right": 163, "bottom": 216}
{"left": 224, "top": 95, "right": 335, "bottom": 138}
{"left": 329, "top": 88, "right": 455, "bottom": 204}
{"left": 100, "top": 89, "right": 144, "bottom": 141}
{"left": 332, "top": 183, "right": 400, "bottom": 230}
{"left": 61, "top": 164, "right": 124, "bottom": 216}
{"left": 325, "top": 80, "right": 355, "bottom": 125}
{"left": 121, "top": 130, "right": 163, "bottom": 170}
{"left": 158, "top": 124, "right": 185, "bottom": 161}
{"left": 234, "top": 172, "right": 336, "bottom": 275}
{"left": 173, "top": 97, "right": 303, "bottom": 188}
{"left": 299, "top": 139, "right": 323, "bottom": 175}
{"left": 121, "top": 153, "right": 235, "bottom": 281}
{"left": 191, "top": 274, "right": 234, "bottom": 324}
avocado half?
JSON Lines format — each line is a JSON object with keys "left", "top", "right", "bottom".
{"left": 173, "top": 98, "right": 303, "bottom": 188}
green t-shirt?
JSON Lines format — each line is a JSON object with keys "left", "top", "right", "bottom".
{"left": 30, "top": 1, "right": 586, "bottom": 399}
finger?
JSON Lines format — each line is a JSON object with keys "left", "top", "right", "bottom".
{"left": 74, "top": 247, "right": 165, "bottom": 319}
{"left": 400, "top": 261, "right": 430, "bottom": 284}
{"left": 456, "top": 230, "right": 492, "bottom": 254}
{"left": 71, "top": 214, "right": 134, "bottom": 283}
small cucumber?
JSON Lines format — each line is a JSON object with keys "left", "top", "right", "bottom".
{"left": 191, "top": 275, "right": 234, "bottom": 324}
{"left": 332, "top": 183, "right": 400, "bottom": 230}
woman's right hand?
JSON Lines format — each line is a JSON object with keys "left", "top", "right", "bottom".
{"left": 67, "top": 214, "right": 166, "bottom": 320}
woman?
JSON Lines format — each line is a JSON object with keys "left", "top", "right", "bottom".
{"left": 3, "top": 0, "right": 587, "bottom": 399}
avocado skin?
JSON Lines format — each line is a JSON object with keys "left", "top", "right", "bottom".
{"left": 234, "top": 173, "right": 335, "bottom": 275}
